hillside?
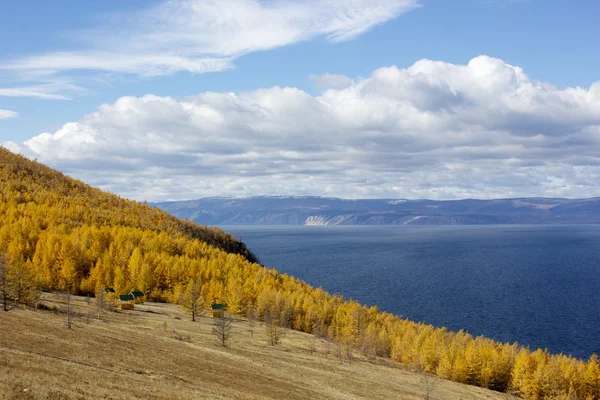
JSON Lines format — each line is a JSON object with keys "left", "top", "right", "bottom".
{"left": 155, "top": 196, "right": 600, "bottom": 225}
{"left": 0, "top": 293, "right": 516, "bottom": 400}
{"left": 0, "top": 148, "right": 257, "bottom": 264}
{"left": 2, "top": 147, "right": 600, "bottom": 400}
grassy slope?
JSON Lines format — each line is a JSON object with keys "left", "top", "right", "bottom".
{"left": 0, "top": 294, "right": 515, "bottom": 400}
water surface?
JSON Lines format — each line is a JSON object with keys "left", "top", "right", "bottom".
{"left": 223, "top": 225, "right": 600, "bottom": 359}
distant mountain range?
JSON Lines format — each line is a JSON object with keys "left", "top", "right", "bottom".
{"left": 153, "top": 196, "right": 600, "bottom": 225}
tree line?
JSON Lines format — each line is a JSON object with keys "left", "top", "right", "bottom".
{"left": 1, "top": 147, "right": 600, "bottom": 399}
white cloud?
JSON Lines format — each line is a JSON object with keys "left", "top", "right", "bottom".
{"left": 7, "top": 56, "right": 600, "bottom": 201}
{"left": 2, "top": 0, "right": 419, "bottom": 79}
{"left": 4, "top": 53, "right": 234, "bottom": 79}
{"left": 310, "top": 73, "right": 355, "bottom": 91}
{"left": 0, "top": 82, "right": 85, "bottom": 100}
{"left": 0, "top": 109, "right": 18, "bottom": 119}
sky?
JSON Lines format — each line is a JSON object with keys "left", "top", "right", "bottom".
{"left": 2, "top": 0, "right": 600, "bottom": 201}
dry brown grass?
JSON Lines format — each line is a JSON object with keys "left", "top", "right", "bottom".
{"left": 0, "top": 293, "right": 517, "bottom": 400}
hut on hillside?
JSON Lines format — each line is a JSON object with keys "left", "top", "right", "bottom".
{"left": 118, "top": 294, "right": 135, "bottom": 310}
{"left": 104, "top": 287, "right": 117, "bottom": 300}
{"left": 131, "top": 291, "right": 145, "bottom": 304}
{"left": 210, "top": 304, "right": 226, "bottom": 318}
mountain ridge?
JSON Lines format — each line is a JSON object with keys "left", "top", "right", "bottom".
{"left": 154, "top": 195, "right": 600, "bottom": 225}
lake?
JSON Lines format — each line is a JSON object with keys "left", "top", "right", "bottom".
{"left": 222, "top": 225, "right": 600, "bottom": 359}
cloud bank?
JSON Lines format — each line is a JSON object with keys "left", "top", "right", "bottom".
{"left": 7, "top": 56, "right": 600, "bottom": 201}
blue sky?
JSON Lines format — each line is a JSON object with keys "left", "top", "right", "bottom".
{"left": 2, "top": 0, "right": 600, "bottom": 201}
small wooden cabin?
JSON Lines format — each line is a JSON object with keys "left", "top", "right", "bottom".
{"left": 118, "top": 294, "right": 135, "bottom": 310}
{"left": 104, "top": 287, "right": 117, "bottom": 300}
{"left": 131, "top": 291, "right": 145, "bottom": 304}
{"left": 210, "top": 304, "right": 226, "bottom": 318}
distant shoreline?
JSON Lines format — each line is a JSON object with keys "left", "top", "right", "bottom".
{"left": 155, "top": 196, "right": 600, "bottom": 226}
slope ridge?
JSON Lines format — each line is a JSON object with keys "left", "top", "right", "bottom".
{"left": 0, "top": 148, "right": 257, "bottom": 263}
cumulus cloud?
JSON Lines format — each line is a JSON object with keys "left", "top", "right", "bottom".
{"left": 7, "top": 56, "right": 600, "bottom": 201}
{"left": 0, "top": 109, "right": 18, "bottom": 119}
{"left": 2, "top": 0, "right": 419, "bottom": 80}
{"left": 310, "top": 73, "right": 355, "bottom": 91}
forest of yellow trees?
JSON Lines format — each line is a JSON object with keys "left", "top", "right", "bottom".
{"left": 1, "top": 147, "right": 599, "bottom": 400}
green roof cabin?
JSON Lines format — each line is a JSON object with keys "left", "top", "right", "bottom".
{"left": 118, "top": 294, "right": 135, "bottom": 310}
{"left": 131, "top": 291, "right": 145, "bottom": 304}
{"left": 103, "top": 287, "right": 117, "bottom": 299}
{"left": 210, "top": 303, "right": 226, "bottom": 318}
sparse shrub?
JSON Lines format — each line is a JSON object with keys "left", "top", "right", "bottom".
{"left": 37, "top": 302, "right": 60, "bottom": 313}
{"left": 9, "top": 383, "right": 35, "bottom": 400}
{"left": 46, "top": 390, "right": 71, "bottom": 400}
{"left": 172, "top": 329, "right": 191, "bottom": 342}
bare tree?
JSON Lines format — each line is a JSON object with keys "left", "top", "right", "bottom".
{"left": 335, "top": 342, "right": 343, "bottom": 362}
{"left": 179, "top": 279, "right": 204, "bottom": 322}
{"left": 309, "top": 336, "right": 317, "bottom": 354}
{"left": 0, "top": 252, "right": 11, "bottom": 312}
{"left": 60, "top": 291, "right": 73, "bottom": 329}
{"left": 352, "top": 307, "right": 371, "bottom": 356}
{"left": 84, "top": 294, "right": 92, "bottom": 324}
{"left": 212, "top": 311, "right": 234, "bottom": 347}
{"left": 359, "top": 331, "right": 377, "bottom": 361}
{"left": 246, "top": 304, "right": 256, "bottom": 337}
{"left": 313, "top": 319, "right": 328, "bottom": 339}
{"left": 421, "top": 374, "right": 436, "bottom": 400}
{"left": 324, "top": 337, "right": 332, "bottom": 356}
{"left": 66, "top": 291, "right": 73, "bottom": 328}
{"left": 96, "top": 288, "right": 106, "bottom": 318}
{"left": 311, "top": 320, "right": 329, "bottom": 355}
{"left": 345, "top": 344, "right": 354, "bottom": 364}
{"left": 265, "top": 305, "right": 286, "bottom": 346}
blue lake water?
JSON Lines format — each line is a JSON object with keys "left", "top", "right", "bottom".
{"left": 222, "top": 225, "right": 600, "bottom": 359}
